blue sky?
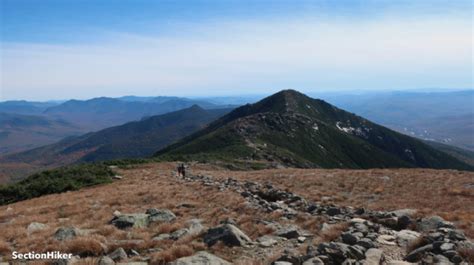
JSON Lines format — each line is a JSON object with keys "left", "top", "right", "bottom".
{"left": 1, "top": 0, "right": 472, "bottom": 100}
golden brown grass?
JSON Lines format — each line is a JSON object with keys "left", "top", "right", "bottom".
{"left": 198, "top": 166, "right": 474, "bottom": 238}
{"left": 150, "top": 245, "right": 194, "bottom": 264}
{"left": 1, "top": 162, "right": 472, "bottom": 263}
{"left": 0, "top": 162, "right": 290, "bottom": 262}
{"left": 62, "top": 236, "right": 107, "bottom": 257}
{"left": 319, "top": 222, "right": 350, "bottom": 242}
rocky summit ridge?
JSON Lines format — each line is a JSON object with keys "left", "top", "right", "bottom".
{"left": 156, "top": 90, "right": 473, "bottom": 171}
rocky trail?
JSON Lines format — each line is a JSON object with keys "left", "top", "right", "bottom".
{"left": 169, "top": 172, "right": 473, "bottom": 264}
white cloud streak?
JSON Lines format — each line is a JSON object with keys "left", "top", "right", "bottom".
{"left": 1, "top": 16, "right": 472, "bottom": 100}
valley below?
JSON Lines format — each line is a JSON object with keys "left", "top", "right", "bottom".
{"left": 1, "top": 162, "right": 473, "bottom": 264}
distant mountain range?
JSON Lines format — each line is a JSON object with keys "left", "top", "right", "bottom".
{"left": 0, "top": 97, "right": 235, "bottom": 155}
{"left": 1, "top": 90, "right": 472, "bottom": 183}
{"left": 0, "top": 112, "right": 82, "bottom": 154}
{"left": 155, "top": 90, "right": 473, "bottom": 171}
{"left": 0, "top": 106, "right": 230, "bottom": 182}
{"left": 321, "top": 90, "right": 474, "bottom": 151}
{"left": 43, "top": 97, "right": 234, "bottom": 131}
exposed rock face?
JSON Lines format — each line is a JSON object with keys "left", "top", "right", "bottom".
{"left": 169, "top": 251, "right": 231, "bottom": 265}
{"left": 203, "top": 224, "right": 252, "bottom": 247}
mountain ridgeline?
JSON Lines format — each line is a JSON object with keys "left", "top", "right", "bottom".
{"left": 155, "top": 90, "right": 473, "bottom": 170}
{"left": 0, "top": 106, "right": 230, "bottom": 182}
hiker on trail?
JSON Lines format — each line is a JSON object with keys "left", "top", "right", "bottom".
{"left": 177, "top": 163, "right": 186, "bottom": 177}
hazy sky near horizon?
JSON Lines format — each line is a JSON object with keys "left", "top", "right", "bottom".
{"left": 1, "top": 0, "right": 473, "bottom": 101}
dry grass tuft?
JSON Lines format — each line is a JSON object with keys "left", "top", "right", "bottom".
{"left": 319, "top": 222, "right": 349, "bottom": 242}
{"left": 0, "top": 240, "right": 11, "bottom": 255}
{"left": 150, "top": 245, "right": 194, "bottom": 264}
{"left": 406, "top": 236, "right": 430, "bottom": 253}
{"left": 458, "top": 245, "right": 474, "bottom": 263}
{"left": 62, "top": 236, "right": 106, "bottom": 257}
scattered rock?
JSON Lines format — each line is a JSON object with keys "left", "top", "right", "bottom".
{"left": 273, "top": 262, "right": 292, "bottom": 265}
{"left": 111, "top": 214, "right": 149, "bottom": 229}
{"left": 395, "top": 230, "right": 421, "bottom": 248}
{"left": 405, "top": 244, "right": 433, "bottom": 262}
{"left": 302, "top": 257, "right": 324, "bottom": 265}
{"left": 341, "top": 233, "right": 359, "bottom": 245}
{"left": 108, "top": 248, "right": 127, "bottom": 261}
{"left": 377, "top": 234, "right": 397, "bottom": 246}
{"left": 186, "top": 219, "right": 205, "bottom": 235}
{"left": 169, "top": 228, "right": 189, "bottom": 240}
{"left": 146, "top": 208, "right": 176, "bottom": 223}
{"left": 390, "top": 209, "right": 417, "bottom": 217}
{"left": 363, "top": 248, "right": 383, "bottom": 264}
{"left": 152, "top": 234, "right": 170, "bottom": 241}
{"left": 327, "top": 207, "right": 341, "bottom": 216}
{"left": 98, "top": 256, "right": 115, "bottom": 265}
{"left": 257, "top": 235, "right": 278, "bottom": 248}
{"left": 356, "top": 238, "right": 375, "bottom": 249}
{"left": 169, "top": 251, "right": 231, "bottom": 265}
{"left": 54, "top": 227, "right": 77, "bottom": 241}
{"left": 27, "top": 222, "right": 48, "bottom": 234}
{"left": 417, "top": 216, "right": 453, "bottom": 232}
{"left": 203, "top": 224, "right": 252, "bottom": 247}
{"left": 276, "top": 225, "right": 301, "bottom": 239}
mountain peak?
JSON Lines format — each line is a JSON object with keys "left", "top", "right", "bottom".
{"left": 155, "top": 90, "right": 473, "bottom": 171}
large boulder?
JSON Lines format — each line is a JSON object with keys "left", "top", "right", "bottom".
{"left": 110, "top": 214, "right": 149, "bottom": 229}
{"left": 146, "top": 208, "right": 176, "bottom": 223}
{"left": 169, "top": 251, "right": 231, "bottom": 265}
{"left": 203, "top": 224, "right": 252, "bottom": 247}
